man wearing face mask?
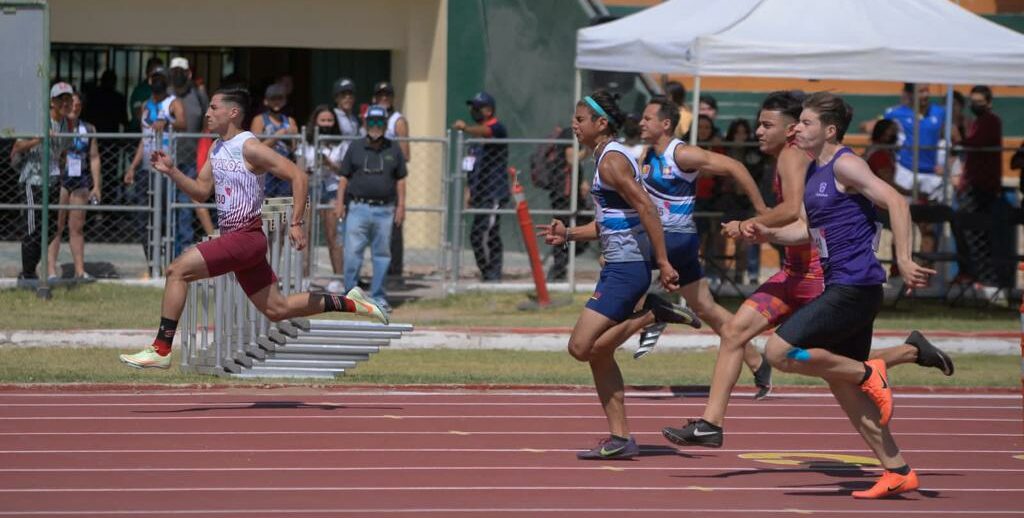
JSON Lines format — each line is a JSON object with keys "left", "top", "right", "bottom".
{"left": 335, "top": 106, "right": 407, "bottom": 311}
{"left": 168, "top": 57, "right": 212, "bottom": 255}
{"left": 371, "top": 81, "right": 409, "bottom": 280}
{"left": 956, "top": 85, "right": 1004, "bottom": 287}
{"left": 453, "top": 91, "right": 509, "bottom": 282}
{"left": 125, "top": 67, "right": 185, "bottom": 269}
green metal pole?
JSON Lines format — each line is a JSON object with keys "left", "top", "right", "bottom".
{"left": 36, "top": 0, "right": 51, "bottom": 299}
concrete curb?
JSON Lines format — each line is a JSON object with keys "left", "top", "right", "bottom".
{"left": 0, "top": 328, "right": 1016, "bottom": 355}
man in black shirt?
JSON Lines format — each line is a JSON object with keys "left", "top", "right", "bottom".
{"left": 453, "top": 91, "right": 508, "bottom": 281}
{"left": 335, "top": 105, "right": 407, "bottom": 311}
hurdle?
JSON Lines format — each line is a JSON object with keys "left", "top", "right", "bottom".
{"left": 179, "top": 197, "right": 412, "bottom": 379}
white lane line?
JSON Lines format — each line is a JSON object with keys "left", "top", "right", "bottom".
{"left": 0, "top": 448, "right": 1018, "bottom": 454}
{"left": 0, "top": 466, "right": 1021, "bottom": 473}
{"left": 0, "top": 509, "right": 1021, "bottom": 516}
{"left": 0, "top": 401, "right": 1015, "bottom": 409}
{"left": 1, "top": 431, "right": 1017, "bottom": 437}
{"left": 0, "top": 485, "right": 1021, "bottom": 493}
{"left": 0, "top": 390, "right": 1017, "bottom": 399}
{"left": 0, "top": 415, "right": 1015, "bottom": 421}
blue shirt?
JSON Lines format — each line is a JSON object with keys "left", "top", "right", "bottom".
{"left": 883, "top": 103, "right": 945, "bottom": 174}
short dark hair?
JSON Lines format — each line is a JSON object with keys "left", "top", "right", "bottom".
{"left": 760, "top": 90, "right": 805, "bottom": 121}
{"left": 902, "top": 83, "right": 916, "bottom": 94}
{"left": 647, "top": 96, "right": 681, "bottom": 134}
{"left": 664, "top": 81, "right": 687, "bottom": 106}
{"left": 802, "top": 91, "right": 853, "bottom": 142}
{"left": 577, "top": 89, "right": 625, "bottom": 136}
{"left": 214, "top": 86, "right": 251, "bottom": 120}
{"left": 145, "top": 57, "right": 164, "bottom": 73}
{"left": 970, "top": 85, "right": 993, "bottom": 103}
{"left": 700, "top": 94, "right": 718, "bottom": 111}
{"left": 726, "top": 118, "right": 753, "bottom": 142}
{"left": 870, "top": 118, "right": 898, "bottom": 144}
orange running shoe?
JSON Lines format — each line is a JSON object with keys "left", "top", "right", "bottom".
{"left": 859, "top": 358, "right": 893, "bottom": 426}
{"left": 852, "top": 469, "right": 919, "bottom": 499}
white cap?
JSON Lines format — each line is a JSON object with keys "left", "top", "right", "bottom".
{"left": 50, "top": 82, "right": 73, "bottom": 99}
{"left": 170, "top": 57, "right": 189, "bottom": 70}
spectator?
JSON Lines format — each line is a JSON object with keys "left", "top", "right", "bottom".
{"left": 956, "top": 85, "right": 1004, "bottom": 286}
{"left": 11, "top": 82, "right": 73, "bottom": 283}
{"left": 83, "top": 70, "right": 127, "bottom": 134}
{"left": 665, "top": 80, "right": 693, "bottom": 141}
{"left": 251, "top": 83, "right": 299, "bottom": 197}
{"left": 695, "top": 114, "right": 724, "bottom": 278}
{"left": 124, "top": 66, "right": 185, "bottom": 268}
{"left": 332, "top": 77, "right": 365, "bottom": 150}
{"left": 621, "top": 113, "right": 645, "bottom": 160}
{"left": 1011, "top": 140, "right": 1024, "bottom": 203}
{"left": 372, "top": 80, "right": 410, "bottom": 279}
{"left": 453, "top": 91, "right": 509, "bottom": 282}
{"left": 334, "top": 105, "right": 407, "bottom": 310}
{"left": 699, "top": 95, "right": 718, "bottom": 120}
{"left": 864, "top": 119, "right": 906, "bottom": 193}
{"left": 298, "top": 105, "right": 346, "bottom": 292}
{"left": 128, "top": 57, "right": 164, "bottom": 133}
{"left": 723, "top": 118, "right": 765, "bottom": 283}
{"left": 47, "top": 93, "right": 101, "bottom": 281}
{"left": 168, "top": 57, "right": 213, "bottom": 255}
{"left": 528, "top": 126, "right": 592, "bottom": 281}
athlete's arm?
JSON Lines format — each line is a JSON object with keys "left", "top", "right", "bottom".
{"left": 675, "top": 146, "right": 768, "bottom": 214}
{"left": 537, "top": 220, "right": 597, "bottom": 245}
{"left": 743, "top": 147, "right": 809, "bottom": 236}
{"left": 602, "top": 152, "right": 679, "bottom": 291}
{"left": 150, "top": 150, "right": 213, "bottom": 202}
{"left": 244, "top": 139, "right": 309, "bottom": 250}
{"left": 394, "top": 116, "right": 411, "bottom": 161}
{"left": 834, "top": 154, "right": 934, "bottom": 288}
{"left": 169, "top": 99, "right": 186, "bottom": 132}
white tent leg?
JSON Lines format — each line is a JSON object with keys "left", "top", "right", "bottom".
{"left": 569, "top": 68, "right": 582, "bottom": 294}
{"left": 689, "top": 75, "right": 702, "bottom": 146}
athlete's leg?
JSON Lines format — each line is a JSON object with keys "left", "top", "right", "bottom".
{"left": 869, "top": 345, "right": 917, "bottom": 367}
{"left": 679, "top": 278, "right": 763, "bottom": 372}
{"left": 161, "top": 247, "right": 211, "bottom": 320}
{"left": 764, "top": 333, "right": 866, "bottom": 384}
{"left": 247, "top": 282, "right": 335, "bottom": 322}
{"left": 702, "top": 305, "right": 772, "bottom": 426}
{"left": 568, "top": 308, "right": 630, "bottom": 437}
{"left": 828, "top": 378, "right": 907, "bottom": 470}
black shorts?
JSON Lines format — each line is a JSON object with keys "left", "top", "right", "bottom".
{"left": 774, "top": 284, "right": 883, "bottom": 361}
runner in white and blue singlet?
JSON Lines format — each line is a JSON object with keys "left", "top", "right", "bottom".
{"left": 538, "top": 91, "right": 699, "bottom": 461}
{"left": 751, "top": 92, "right": 935, "bottom": 500}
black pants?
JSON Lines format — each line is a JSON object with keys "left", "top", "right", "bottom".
{"left": 470, "top": 199, "right": 503, "bottom": 281}
{"left": 20, "top": 182, "right": 61, "bottom": 278}
{"left": 955, "top": 188, "right": 997, "bottom": 284}
{"left": 388, "top": 223, "right": 403, "bottom": 276}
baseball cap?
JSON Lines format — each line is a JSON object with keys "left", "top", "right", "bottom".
{"left": 364, "top": 104, "right": 389, "bottom": 121}
{"left": 149, "top": 66, "right": 168, "bottom": 78}
{"left": 265, "top": 83, "right": 287, "bottom": 99}
{"left": 333, "top": 78, "right": 356, "bottom": 96}
{"left": 373, "top": 81, "right": 394, "bottom": 95}
{"left": 466, "top": 91, "right": 496, "bottom": 108}
{"left": 170, "top": 57, "right": 190, "bottom": 70}
{"left": 50, "top": 82, "right": 73, "bottom": 99}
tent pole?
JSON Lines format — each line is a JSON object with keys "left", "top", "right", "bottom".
{"left": 689, "top": 75, "right": 701, "bottom": 146}
{"left": 911, "top": 85, "right": 921, "bottom": 252}
{"left": 942, "top": 85, "right": 954, "bottom": 205}
{"left": 569, "top": 67, "right": 582, "bottom": 294}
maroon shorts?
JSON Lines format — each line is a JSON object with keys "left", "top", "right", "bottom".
{"left": 196, "top": 220, "right": 277, "bottom": 296}
{"left": 742, "top": 270, "right": 825, "bottom": 327}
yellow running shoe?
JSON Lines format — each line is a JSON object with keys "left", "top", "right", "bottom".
{"left": 119, "top": 345, "right": 172, "bottom": 369}
{"left": 346, "top": 287, "right": 389, "bottom": 325}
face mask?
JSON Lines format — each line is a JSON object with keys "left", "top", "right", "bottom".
{"left": 171, "top": 73, "right": 188, "bottom": 88}
{"left": 471, "top": 107, "right": 487, "bottom": 123}
{"left": 151, "top": 78, "right": 168, "bottom": 92}
{"left": 318, "top": 124, "right": 334, "bottom": 131}
{"left": 969, "top": 103, "right": 987, "bottom": 117}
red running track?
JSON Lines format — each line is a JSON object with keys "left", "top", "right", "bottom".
{"left": 0, "top": 386, "right": 1021, "bottom": 517}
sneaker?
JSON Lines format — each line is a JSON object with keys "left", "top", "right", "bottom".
{"left": 74, "top": 272, "right": 95, "bottom": 283}
{"left": 634, "top": 322, "right": 667, "bottom": 359}
{"left": 119, "top": 345, "right": 172, "bottom": 370}
{"left": 643, "top": 293, "right": 702, "bottom": 329}
{"left": 325, "top": 280, "right": 344, "bottom": 294}
{"left": 346, "top": 287, "right": 389, "bottom": 325}
{"left": 905, "top": 330, "right": 954, "bottom": 376}
{"left": 576, "top": 435, "right": 639, "bottom": 460}
{"left": 852, "top": 469, "right": 919, "bottom": 499}
{"left": 752, "top": 354, "right": 772, "bottom": 400}
{"left": 662, "top": 418, "right": 723, "bottom": 448}
{"left": 860, "top": 359, "right": 893, "bottom": 426}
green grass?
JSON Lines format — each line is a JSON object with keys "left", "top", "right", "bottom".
{"left": 1, "top": 284, "right": 1017, "bottom": 332}
{"left": 0, "top": 347, "right": 1014, "bottom": 387}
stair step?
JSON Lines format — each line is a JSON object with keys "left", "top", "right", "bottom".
{"left": 273, "top": 344, "right": 380, "bottom": 355}
{"left": 259, "top": 358, "right": 357, "bottom": 369}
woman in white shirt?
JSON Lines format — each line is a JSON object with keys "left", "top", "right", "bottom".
{"left": 298, "top": 105, "right": 346, "bottom": 291}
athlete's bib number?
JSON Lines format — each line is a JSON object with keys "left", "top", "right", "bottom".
{"left": 808, "top": 227, "right": 829, "bottom": 259}
{"left": 67, "top": 155, "right": 82, "bottom": 177}
{"left": 215, "top": 185, "right": 232, "bottom": 209}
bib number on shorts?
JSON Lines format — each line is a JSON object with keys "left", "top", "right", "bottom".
{"left": 67, "top": 155, "right": 83, "bottom": 177}
{"left": 809, "top": 227, "right": 829, "bottom": 259}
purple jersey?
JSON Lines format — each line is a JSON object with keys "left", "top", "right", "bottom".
{"left": 803, "top": 147, "right": 886, "bottom": 286}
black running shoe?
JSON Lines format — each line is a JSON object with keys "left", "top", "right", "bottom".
{"left": 644, "top": 293, "right": 702, "bottom": 329}
{"left": 662, "top": 418, "right": 723, "bottom": 448}
{"left": 906, "top": 330, "right": 954, "bottom": 376}
{"left": 634, "top": 322, "right": 667, "bottom": 359}
{"left": 753, "top": 353, "right": 772, "bottom": 400}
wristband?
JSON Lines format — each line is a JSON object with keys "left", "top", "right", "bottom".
{"left": 290, "top": 220, "right": 305, "bottom": 227}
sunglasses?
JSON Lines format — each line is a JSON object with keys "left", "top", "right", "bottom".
{"left": 366, "top": 119, "right": 387, "bottom": 128}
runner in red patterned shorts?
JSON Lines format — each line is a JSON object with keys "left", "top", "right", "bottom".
{"left": 661, "top": 91, "right": 954, "bottom": 447}
{"left": 119, "top": 87, "right": 387, "bottom": 370}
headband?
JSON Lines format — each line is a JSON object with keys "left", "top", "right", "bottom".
{"left": 583, "top": 96, "right": 611, "bottom": 121}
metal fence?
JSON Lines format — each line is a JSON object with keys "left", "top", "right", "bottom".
{"left": 4, "top": 130, "right": 1021, "bottom": 297}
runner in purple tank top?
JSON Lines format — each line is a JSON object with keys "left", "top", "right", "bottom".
{"left": 748, "top": 92, "right": 935, "bottom": 499}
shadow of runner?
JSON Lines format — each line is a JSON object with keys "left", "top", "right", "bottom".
{"left": 131, "top": 400, "right": 405, "bottom": 413}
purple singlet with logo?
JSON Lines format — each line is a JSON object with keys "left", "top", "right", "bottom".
{"left": 803, "top": 148, "right": 886, "bottom": 286}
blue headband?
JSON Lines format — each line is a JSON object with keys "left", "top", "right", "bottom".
{"left": 583, "top": 96, "right": 611, "bottom": 121}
